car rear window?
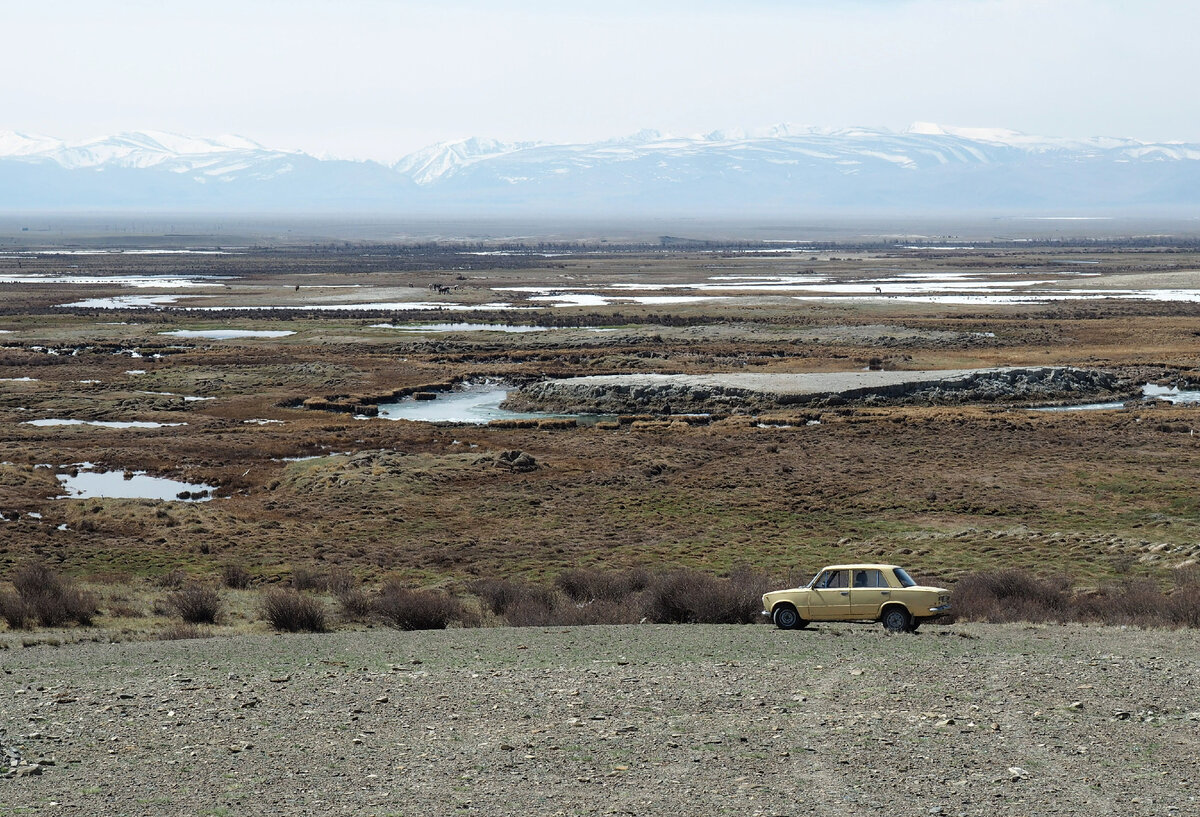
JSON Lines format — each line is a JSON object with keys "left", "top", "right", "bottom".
{"left": 893, "top": 568, "right": 916, "bottom": 587}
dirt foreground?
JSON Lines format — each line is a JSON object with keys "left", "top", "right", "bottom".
{"left": 3, "top": 622, "right": 1198, "bottom": 816}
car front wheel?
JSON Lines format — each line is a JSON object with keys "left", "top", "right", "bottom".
{"left": 773, "top": 605, "right": 806, "bottom": 630}
{"left": 882, "top": 607, "right": 912, "bottom": 633}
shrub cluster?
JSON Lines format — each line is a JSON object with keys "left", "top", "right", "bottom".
{"left": 471, "top": 566, "right": 768, "bottom": 627}
{"left": 0, "top": 562, "right": 98, "bottom": 629}
{"left": 373, "top": 581, "right": 467, "bottom": 630}
{"left": 952, "top": 568, "right": 1200, "bottom": 628}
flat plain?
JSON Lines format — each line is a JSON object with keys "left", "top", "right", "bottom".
{"left": 3, "top": 237, "right": 1200, "bottom": 813}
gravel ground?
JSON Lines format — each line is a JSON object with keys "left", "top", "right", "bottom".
{"left": 3, "top": 623, "right": 1199, "bottom": 816}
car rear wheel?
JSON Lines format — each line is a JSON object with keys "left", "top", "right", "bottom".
{"left": 882, "top": 607, "right": 912, "bottom": 633}
{"left": 773, "top": 604, "right": 806, "bottom": 630}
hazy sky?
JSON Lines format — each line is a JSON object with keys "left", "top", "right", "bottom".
{"left": 5, "top": 0, "right": 1197, "bottom": 161}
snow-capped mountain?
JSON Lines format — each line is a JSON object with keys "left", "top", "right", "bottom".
{"left": 1, "top": 125, "right": 1198, "bottom": 214}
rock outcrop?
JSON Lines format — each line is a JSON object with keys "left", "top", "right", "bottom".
{"left": 505, "top": 367, "right": 1131, "bottom": 415}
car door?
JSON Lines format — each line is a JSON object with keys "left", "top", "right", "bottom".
{"left": 849, "top": 568, "right": 891, "bottom": 619}
{"left": 807, "top": 569, "right": 852, "bottom": 620}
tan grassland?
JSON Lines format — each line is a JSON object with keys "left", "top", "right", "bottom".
{"left": 3, "top": 241, "right": 1200, "bottom": 813}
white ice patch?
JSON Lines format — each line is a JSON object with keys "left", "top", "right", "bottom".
{"left": 0, "top": 274, "right": 217, "bottom": 287}
{"left": 22, "top": 419, "right": 187, "bottom": 428}
{"left": 160, "top": 329, "right": 296, "bottom": 339}
{"left": 60, "top": 294, "right": 188, "bottom": 309}
{"left": 370, "top": 322, "right": 550, "bottom": 333}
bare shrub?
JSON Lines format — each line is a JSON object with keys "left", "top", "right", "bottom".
{"left": 106, "top": 602, "right": 144, "bottom": 619}
{"left": 221, "top": 563, "right": 252, "bottom": 590}
{"left": 1075, "top": 580, "right": 1162, "bottom": 626}
{"left": 642, "top": 568, "right": 763, "bottom": 624}
{"left": 336, "top": 587, "right": 374, "bottom": 622}
{"left": 501, "top": 595, "right": 561, "bottom": 627}
{"left": 0, "top": 592, "right": 32, "bottom": 630}
{"left": 1167, "top": 581, "right": 1200, "bottom": 628}
{"left": 951, "top": 570, "right": 1069, "bottom": 624}
{"left": 9, "top": 562, "right": 98, "bottom": 627}
{"left": 326, "top": 567, "right": 357, "bottom": 596}
{"left": 291, "top": 566, "right": 327, "bottom": 592}
{"left": 167, "top": 583, "right": 222, "bottom": 625}
{"left": 262, "top": 589, "right": 327, "bottom": 632}
{"left": 555, "top": 568, "right": 649, "bottom": 604}
{"left": 470, "top": 578, "right": 556, "bottom": 617}
{"left": 156, "top": 569, "right": 188, "bottom": 589}
{"left": 374, "top": 582, "right": 464, "bottom": 630}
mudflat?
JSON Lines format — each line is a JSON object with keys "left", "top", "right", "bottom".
{"left": 3, "top": 623, "right": 1198, "bottom": 816}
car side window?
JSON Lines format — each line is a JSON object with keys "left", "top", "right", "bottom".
{"left": 849, "top": 569, "right": 888, "bottom": 588}
{"left": 824, "top": 570, "right": 848, "bottom": 589}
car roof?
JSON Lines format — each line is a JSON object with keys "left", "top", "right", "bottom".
{"left": 818, "top": 564, "right": 902, "bottom": 572}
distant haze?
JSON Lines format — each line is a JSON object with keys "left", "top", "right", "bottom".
{"left": 2, "top": 0, "right": 1198, "bottom": 162}
{"left": 2, "top": 124, "right": 1200, "bottom": 219}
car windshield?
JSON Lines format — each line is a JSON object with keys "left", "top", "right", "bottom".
{"left": 893, "top": 568, "right": 917, "bottom": 587}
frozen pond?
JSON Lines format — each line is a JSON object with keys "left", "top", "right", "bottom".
{"left": 23, "top": 419, "right": 186, "bottom": 428}
{"left": 370, "top": 385, "right": 613, "bottom": 425}
{"left": 56, "top": 469, "right": 215, "bottom": 501}
{"left": 160, "top": 329, "right": 296, "bottom": 339}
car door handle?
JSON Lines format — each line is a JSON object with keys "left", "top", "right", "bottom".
{"left": 881, "top": 591, "right": 889, "bottom": 595}
{"left": 840, "top": 591, "right": 849, "bottom": 596}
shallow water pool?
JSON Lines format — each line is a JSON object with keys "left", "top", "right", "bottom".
{"left": 57, "top": 469, "right": 216, "bottom": 501}
{"left": 369, "top": 385, "right": 612, "bottom": 425}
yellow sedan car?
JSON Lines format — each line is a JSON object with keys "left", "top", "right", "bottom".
{"left": 762, "top": 563, "right": 951, "bottom": 632}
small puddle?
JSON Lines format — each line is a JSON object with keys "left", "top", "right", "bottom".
{"left": 56, "top": 469, "right": 216, "bottom": 501}
{"left": 368, "top": 384, "right": 614, "bottom": 425}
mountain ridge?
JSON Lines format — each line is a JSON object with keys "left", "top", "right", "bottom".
{"left": 2, "top": 124, "right": 1198, "bottom": 214}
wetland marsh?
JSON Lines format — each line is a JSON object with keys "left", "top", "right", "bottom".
{"left": 2, "top": 237, "right": 1200, "bottom": 594}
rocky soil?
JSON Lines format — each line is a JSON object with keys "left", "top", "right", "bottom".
{"left": 3, "top": 623, "right": 1198, "bottom": 816}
